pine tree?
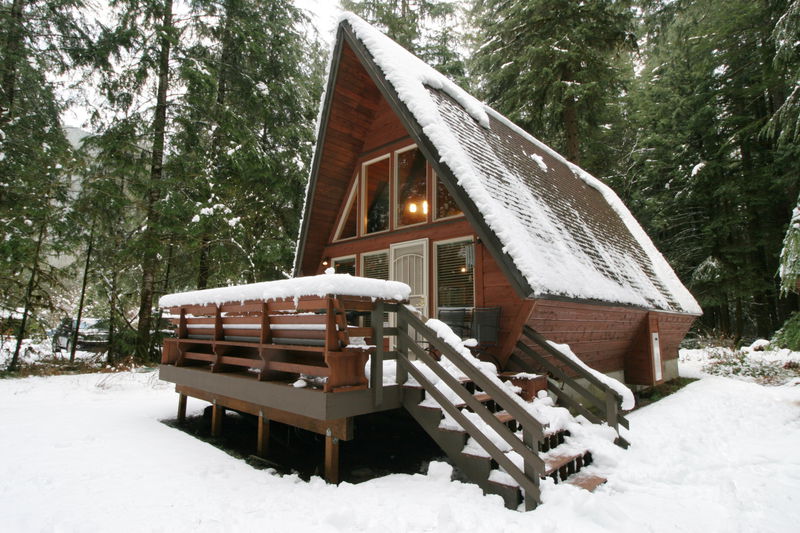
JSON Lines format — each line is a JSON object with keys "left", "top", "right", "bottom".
{"left": 470, "top": 0, "right": 636, "bottom": 171}
{"left": 624, "top": 0, "right": 800, "bottom": 338}
{"left": 343, "top": 0, "right": 466, "bottom": 83}
{"left": 167, "top": 0, "right": 324, "bottom": 290}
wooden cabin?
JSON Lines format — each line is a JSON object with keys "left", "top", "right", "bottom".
{"left": 294, "top": 15, "right": 701, "bottom": 389}
{"left": 159, "top": 14, "right": 701, "bottom": 510}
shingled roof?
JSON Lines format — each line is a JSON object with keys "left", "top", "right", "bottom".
{"left": 295, "top": 14, "right": 701, "bottom": 316}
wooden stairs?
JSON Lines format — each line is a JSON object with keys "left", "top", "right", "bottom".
{"left": 403, "top": 379, "right": 607, "bottom": 509}
{"left": 394, "top": 305, "right": 626, "bottom": 511}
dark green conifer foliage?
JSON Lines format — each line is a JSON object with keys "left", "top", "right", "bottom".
{"left": 343, "top": 0, "right": 466, "bottom": 83}
{"left": 625, "top": 0, "right": 800, "bottom": 339}
{"left": 470, "top": 0, "right": 636, "bottom": 171}
{"left": 168, "top": 0, "right": 324, "bottom": 290}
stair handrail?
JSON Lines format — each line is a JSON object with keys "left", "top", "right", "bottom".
{"left": 396, "top": 305, "right": 547, "bottom": 510}
{"left": 518, "top": 325, "right": 630, "bottom": 444}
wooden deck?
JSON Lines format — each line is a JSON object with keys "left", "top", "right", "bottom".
{"left": 159, "top": 293, "right": 405, "bottom": 483}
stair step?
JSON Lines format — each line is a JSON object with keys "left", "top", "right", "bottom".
{"left": 494, "top": 411, "right": 514, "bottom": 424}
{"left": 566, "top": 473, "right": 607, "bottom": 492}
{"left": 418, "top": 392, "right": 493, "bottom": 411}
{"left": 544, "top": 451, "right": 587, "bottom": 478}
{"left": 403, "top": 376, "right": 472, "bottom": 390}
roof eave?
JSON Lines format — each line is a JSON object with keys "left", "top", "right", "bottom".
{"left": 293, "top": 25, "right": 347, "bottom": 277}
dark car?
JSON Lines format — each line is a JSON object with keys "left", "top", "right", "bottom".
{"left": 52, "top": 318, "right": 110, "bottom": 353}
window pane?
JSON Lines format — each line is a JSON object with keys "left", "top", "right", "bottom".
{"left": 437, "top": 240, "right": 474, "bottom": 308}
{"left": 362, "top": 252, "right": 389, "bottom": 280}
{"left": 338, "top": 184, "right": 358, "bottom": 240}
{"left": 362, "top": 252, "right": 389, "bottom": 327}
{"left": 436, "top": 175, "right": 462, "bottom": 219}
{"left": 333, "top": 257, "right": 356, "bottom": 276}
{"left": 396, "top": 147, "right": 427, "bottom": 227}
{"left": 364, "top": 158, "right": 390, "bottom": 234}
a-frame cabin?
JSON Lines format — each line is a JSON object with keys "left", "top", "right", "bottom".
{"left": 159, "top": 14, "right": 702, "bottom": 510}
{"left": 295, "top": 15, "right": 701, "bottom": 388}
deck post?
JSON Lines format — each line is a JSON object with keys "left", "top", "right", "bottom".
{"left": 395, "top": 309, "right": 408, "bottom": 385}
{"left": 605, "top": 388, "right": 619, "bottom": 439}
{"left": 522, "top": 427, "right": 539, "bottom": 511}
{"left": 211, "top": 400, "right": 224, "bottom": 437}
{"left": 257, "top": 410, "right": 270, "bottom": 457}
{"left": 371, "top": 300, "right": 384, "bottom": 406}
{"left": 177, "top": 393, "right": 187, "bottom": 423}
{"left": 324, "top": 429, "right": 340, "bottom": 484}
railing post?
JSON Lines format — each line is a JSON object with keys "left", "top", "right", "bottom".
{"left": 605, "top": 388, "right": 619, "bottom": 434}
{"left": 522, "top": 427, "right": 540, "bottom": 511}
{"left": 371, "top": 300, "right": 385, "bottom": 406}
{"left": 395, "top": 307, "right": 408, "bottom": 385}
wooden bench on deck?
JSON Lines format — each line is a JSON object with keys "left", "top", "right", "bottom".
{"left": 161, "top": 295, "right": 384, "bottom": 392}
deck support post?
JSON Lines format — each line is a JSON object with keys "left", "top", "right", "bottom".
{"left": 257, "top": 410, "right": 270, "bottom": 457}
{"left": 211, "top": 400, "right": 224, "bottom": 437}
{"left": 522, "top": 428, "right": 539, "bottom": 511}
{"left": 325, "top": 429, "right": 340, "bottom": 484}
{"left": 177, "top": 393, "right": 187, "bottom": 423}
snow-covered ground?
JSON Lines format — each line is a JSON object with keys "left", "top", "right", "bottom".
{"left": 1, "top": 354, "right": 799, "bottom": 531}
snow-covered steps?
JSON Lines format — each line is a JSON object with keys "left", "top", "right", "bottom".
{"left": 566, "top": 472, "right": 607, "bottom": 492}
{"left": 404, "top": 379, "right": 612, "bottom": 510}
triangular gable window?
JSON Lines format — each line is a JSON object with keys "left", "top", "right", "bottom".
{"left": 334, "top": 177, "right": 359, "bottom": 241}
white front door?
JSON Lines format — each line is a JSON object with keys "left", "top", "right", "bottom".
{"left": 390, "top": 239, "right": 428, "bottom": 316}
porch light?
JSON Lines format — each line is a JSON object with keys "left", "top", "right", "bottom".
{"left": 322, "top": 258, "right": 329, "bottom": 267}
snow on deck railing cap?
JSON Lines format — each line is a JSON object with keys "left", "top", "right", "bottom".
{"left": 158, "top": 270, "right": 411, "bottom": 309}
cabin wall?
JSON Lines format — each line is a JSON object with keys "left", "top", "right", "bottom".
{"left": 520, "top": 300, "right": 696, "bottom": 385}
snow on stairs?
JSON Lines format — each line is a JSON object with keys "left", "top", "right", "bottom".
{"left": 394, "top": 306, "right": 618, "bottom": 511}
{"left": 404, "top": 383, "right": 606, "bottom": 509}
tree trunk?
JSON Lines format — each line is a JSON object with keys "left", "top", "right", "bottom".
{"left": 8, "top": 222, "right": 45, "bottom": 372}
{"left": 149, "top": 244, "right": 173, "bottom": 357}
{"left": 563, "top": 95, "right": 580, "bottom": 164}
{"left": 196, "top": 0, "right": 234, "bottom": 289}
{"left": 70, "top": 223, "right": 94, "bottom": 363}
{"left": 135, "top": 0, "right": 174, "bottom": 361}
{"left": 106, "top": 269, "right": 118, "bottom": 365}
{"left": 0, "top": 0, "right": 25, "bottom": 127}
{"left": 197, "top": 232, "right": 211, "bottom": 289}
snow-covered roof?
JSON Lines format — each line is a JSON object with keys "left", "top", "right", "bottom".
{"left": 335, "top": 13, "right": 701, "bottom": 315}
{"left": 159, "top": 270, "right": 410, "bottom": 308}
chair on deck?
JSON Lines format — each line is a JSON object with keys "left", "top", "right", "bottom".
{"left": 438, "top": 307, "right": 468, "bottom": 338}
{"left": 470, "top": 307, "right": 502, "bottom": 366}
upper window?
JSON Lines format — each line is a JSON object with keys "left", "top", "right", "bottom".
{"left": 334, "top": 178, "right": 358, "bottom": 241}
{"left": 435, "top": 173, "right": 462, "bottom": 219}
{"left": 363, "top": 156, "right": 391, "bottom": 234}
{"left": 395, "top": 146, "right": 428, "bottom": 227}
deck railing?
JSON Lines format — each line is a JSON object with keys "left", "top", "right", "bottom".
{"left": 162, "top": 294, "right": 402, "bottom": 393}
{"left": 395, "top": 305, "right": 546, "bottom": 511}
{"left": 515, "top": 325, "right": 630, "bottom": 448}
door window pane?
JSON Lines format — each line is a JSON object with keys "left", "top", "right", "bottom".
{"left": 396, "top": 147, "right": 427, "bottom": 227}
{"left": 364, "top": 157, "right": 390, "bottom": 234}
{"left": 437, "top": 240, "right": 474, "bottom": 308}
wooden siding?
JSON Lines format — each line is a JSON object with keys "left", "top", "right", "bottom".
{"left": 299, "top": 41, "right": 382, "bottom": 277}
{"left": 522, "top": 300, "right": 649, "bottom": 375}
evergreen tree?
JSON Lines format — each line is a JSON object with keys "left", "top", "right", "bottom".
{"left": 168, "top": 0, "right": 324, "bottom": 290}
{"left": 470, "top": 0, "right": 636, "bottom": 171}
{"left": 624, "top": 0, "right": 800, "bottom": 339}
{"left": 343, "top": 0, "right": 466, "bottom": 83}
